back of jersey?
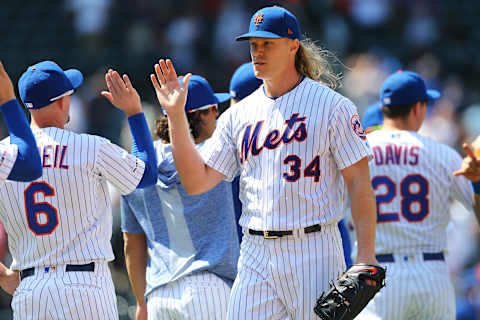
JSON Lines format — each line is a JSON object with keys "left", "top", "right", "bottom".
{"left": 0, "top": 127, "right": 144, "bottom": 270}
{"left": 367, "top": 130, "right": 472, "bottom": 255}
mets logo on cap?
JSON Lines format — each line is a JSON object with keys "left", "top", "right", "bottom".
{"left": 350, "top": 114, "right": 366, "bottom": 140}
{"left": 254, "top": 13, "right": 264, "bottom": 26}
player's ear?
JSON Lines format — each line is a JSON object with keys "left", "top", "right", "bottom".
{"left": 289, "top": 39, "right": 300, "bottom": 54}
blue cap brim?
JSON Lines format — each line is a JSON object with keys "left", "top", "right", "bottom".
{"left": 236, "top": 31, "right": 283, "bottom": 41}
{"left": 214, "top": 93, "right": 231, "bottom": 103}
{"left": 65, "top": 69, "right": 83, "bottom": 89}
{"left": 426, "top": 89, "right": 440, "bottom": 101}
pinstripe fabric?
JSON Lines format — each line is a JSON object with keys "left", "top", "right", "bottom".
{"left": 0, "top": 127, "right": 145, "bottom": 319}
{"left": 356, "top": 258, "right": 455, "bottom": 320}
{"left": 367, "top": 130, "right": 473, "bottom": 254}
{"left": 227, "top": 224, "right": 345, "bottom": 320}
{"left": 0, "top": 127, "right": 145, "bottom": 270}
{"left": 0, "top": 143, "right": 18, "bottom": 184}
{"left": 146, "top": 271, "right": 231, "bottom": 320}
{"left": 12, "top": 262, "right": 118, "bottom": 320}
{"left": 201, "top": 78, "right": 372, "bottom": 231}
{"left": 357, "top": 129, "right": 469, "bottom": 320}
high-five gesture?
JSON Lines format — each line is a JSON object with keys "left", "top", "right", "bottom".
{"left": 150, "top": 59, "right": 191, "bottom": 117}
{"left": 0, "top": 61, "right": 16, "bottom": 105}
{"left": 102, "top": 69, "right": 142, "bottom": 117}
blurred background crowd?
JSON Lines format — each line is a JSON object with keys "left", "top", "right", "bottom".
{"left": 1, "top": 0, "right": 480, "bottom": 318}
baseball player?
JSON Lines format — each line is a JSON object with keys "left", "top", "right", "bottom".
{"left": 121, "top": 74, "right": 239, "bottom": 320}
{"left": 356, "top": 70, "right": 480, "bottom": 320}
{"left": 229, "top": 62, "right": 353, "bottom": 267}
{"left": 150, "top": 5, "right": 379, "bottom": 319}
{"left": 0, "top": 61, "right": 41, "bottom": 185}
{"left": 0, "top": 60, "right": 158, "bottom": 320}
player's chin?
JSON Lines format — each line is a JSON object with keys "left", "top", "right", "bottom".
{"left": 252, "top": 64, "right": 268, "bottom": 78}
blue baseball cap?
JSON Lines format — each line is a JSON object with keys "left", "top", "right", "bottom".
{"left": 18, "top": 61, "right": 83, "bottom": 110}
{"left": 236, "top": 6, "right": 301, "bottom": 41}
{"left": 362, "top": 102, "right": 383, "bottom": 133}
{"left": 180, "top": 75, "right": 230, "bottom": 113}
{"left": 380, "top": 70, "right": 440, "bottom": 108}
{"left": 229, "top": 62, "right": 263, "bottom": 100}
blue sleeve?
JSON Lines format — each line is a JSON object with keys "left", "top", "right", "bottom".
{"left": 1, "top": 99, "right": 41, "bottom": 181}
{"left": 128, "top": 112, "right": 158, "bottom": 188}
{"left": 121, "top": 196, "right": 144, "bottom": 234}
{"left": 338, "top": 219, "right": 353, "bottom": 268}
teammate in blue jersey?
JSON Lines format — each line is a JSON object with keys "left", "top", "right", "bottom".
{"left": 150, "top": 6, "right": 379, "bottom": 319}
{"left": 121, "top": 75, "right": 239, "bottom": 320}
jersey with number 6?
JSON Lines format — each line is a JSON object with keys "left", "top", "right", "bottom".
{"left": 0, "top": 127, "right": 145, "bottom": 270}
{"left": 367, "top": 130, "right": 473, "bottom": 254}
{"left": 201, "top": 77, "right": 372, "bottom": 230}
{"left": 0, "top": 143, "right": 18, "bottom": 184}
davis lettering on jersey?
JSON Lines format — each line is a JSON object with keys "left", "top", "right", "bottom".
{"left": 240, "top": 113, "right": 307, "bottom": 164}
{"left": 372, "top": 144, "right": 419, "bottom": 166}
{"left": 41, "top": 144, "right": 69, "bottom": 169}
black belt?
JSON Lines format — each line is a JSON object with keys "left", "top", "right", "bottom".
{"left": 248, "top": 224, "right": 322, "bottom": 239}
{"left": 376, "top": 252, "right": 444, "bottom": 263}
{"left": 20, "top": 262, "right": 95, "bottom": 281}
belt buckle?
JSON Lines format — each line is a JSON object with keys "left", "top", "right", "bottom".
{"left": 263, "top": 231, "right": 279, "bottom": 239}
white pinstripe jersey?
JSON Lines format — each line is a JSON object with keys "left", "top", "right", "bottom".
{"left": 0, "top": 143, "right": 18, "bottom": 184}
{"left": 201, "top": 77, "right": 372, "bottom": 231}
{"left": 367, "top": 130, "right": 473, "bottom": 255}
{"left": 0, "top": 127, "right": 145, "bottom": 270}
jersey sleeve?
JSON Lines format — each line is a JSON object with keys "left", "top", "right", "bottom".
{"left": 200, "top": 109, "right": 239, "bottom": 181}
{"left": 95, "top": 140, "right": 146, "bottom": 195}
{"left": 0, "top": 143, "right": 18, "bottom": 184}
{"left": 450, "top": 149, "right": 474, "bottom": 210}
{"left": 121, "top": 196, "right": 145, "bottom": 234}
{"left": 329, "top": 99, "right": 373, "bottom": 170}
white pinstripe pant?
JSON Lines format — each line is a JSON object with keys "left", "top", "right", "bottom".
{"left": 12, "top": 262, "right": 118, "bottom": 320}
{"left": 146, "top": 271, "right": 231, "bottom": 320}
{"left": 356, "top": 254, "right": 455, "bottom": 320}
{"left": 227, "top": 224, "right": 345, "bottom": 320}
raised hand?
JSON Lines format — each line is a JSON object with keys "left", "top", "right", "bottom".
{"left": 150, "top": 59, "right": 191, "bottom": 117}
{"left": 101, "top": 69, "right": 142, "bottom": 117}
{"left": 454, "top": 143, "right": 480, "bottom": 182}
{"left": 0, "top": 61, "right": 16, "bottom": 105}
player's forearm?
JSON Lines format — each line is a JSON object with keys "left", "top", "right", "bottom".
{"left": 1, "top": 99, "right": 42, "bottom": 181}
{"left": 128, "top": 113, "right": 158, "bottom": 188}
{"left": 348, "top": 178, "right": 377, "bottom": 262}
{"left": 124, "top": 233, "right": 148, "bottom": 305}
{"left": 167, "top": 112, "right": 211, "bottom": 194}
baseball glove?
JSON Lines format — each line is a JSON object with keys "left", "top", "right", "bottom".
{"left": 313, "top": 264, "right": 386, "bottom": 320}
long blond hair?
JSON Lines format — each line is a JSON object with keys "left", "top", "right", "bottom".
{"left": 295, "top": 38, "right": 342, "bottom": 89}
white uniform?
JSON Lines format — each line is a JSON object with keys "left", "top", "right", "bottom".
{"left": 0, "top": 127, "right": 145, "bottom": 320}
{"left": 201, "top": 78, "right": 372, "bottom": 319}
{"left": 0, "top": 143, "right": 18, "bottom": 184}
{"left": 357, "top": 130, "right": 474, "bottom": 320}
